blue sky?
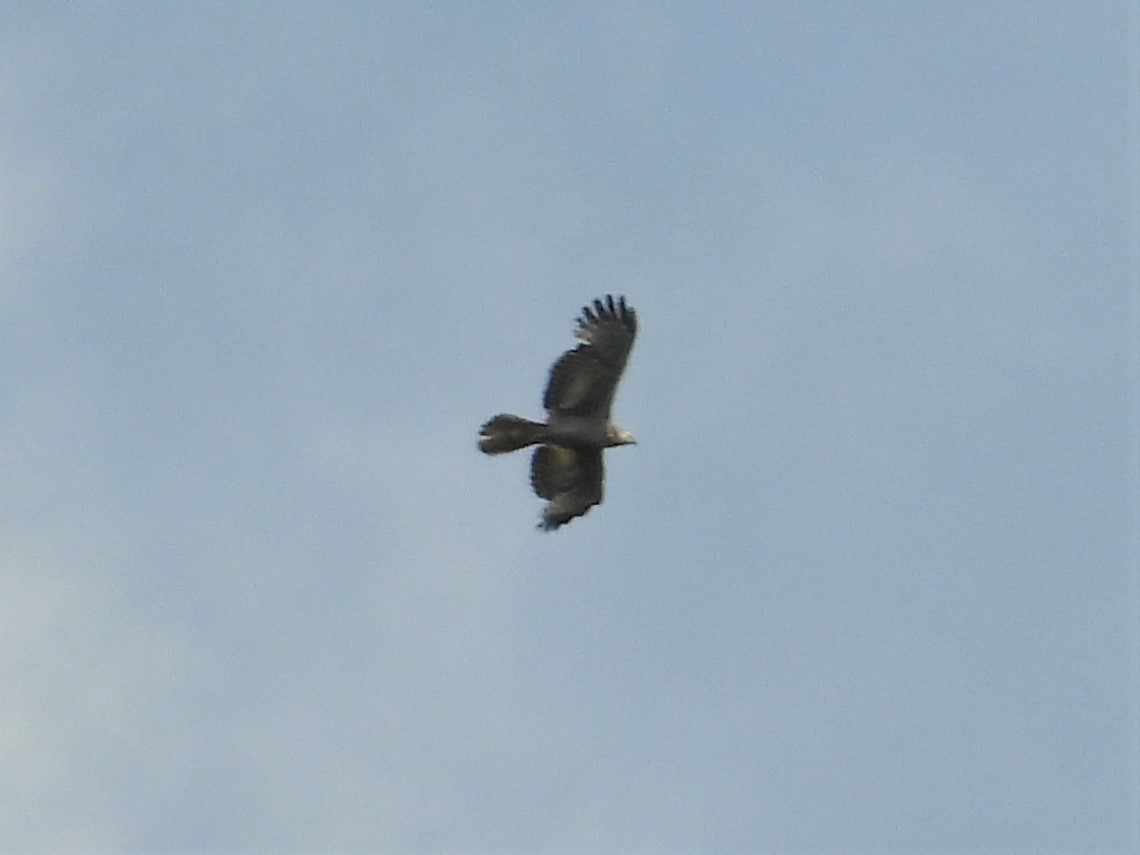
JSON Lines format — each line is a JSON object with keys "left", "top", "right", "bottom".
{"left": 1, "top": 3, "right": 1136, "bottom": 852}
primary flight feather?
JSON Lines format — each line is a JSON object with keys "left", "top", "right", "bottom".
{"left": 478, "top": 295, "right": 638, "bottom": 530}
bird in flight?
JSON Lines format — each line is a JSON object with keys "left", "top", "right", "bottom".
{"left": 478, "top": 295, "right": 638, "bottom": 530}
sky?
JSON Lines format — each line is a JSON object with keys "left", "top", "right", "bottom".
{"left": 1, "top": 3, "right": 1137, "bottom": 852}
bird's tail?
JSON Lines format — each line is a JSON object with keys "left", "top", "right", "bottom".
{"left": 478, "top": 415, "right": 546, "bottom": 454}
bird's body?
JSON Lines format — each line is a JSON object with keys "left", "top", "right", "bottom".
{"left": 478, "top": 295, "right": 637, "bottom": 530}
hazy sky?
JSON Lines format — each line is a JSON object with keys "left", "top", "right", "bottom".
{"left": 2, "top": 3, "right": 1137, "bottom": 852}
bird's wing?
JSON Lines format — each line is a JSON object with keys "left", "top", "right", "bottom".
{"left": 530, "top": 445, "right": 604, "bottom": 531}
{"left": 542, "top": 295, "right": 637, "bottom": 418}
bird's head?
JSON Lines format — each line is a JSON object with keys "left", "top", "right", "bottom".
{"left": 607, "top": 425, "right": 637, "bottom": 447}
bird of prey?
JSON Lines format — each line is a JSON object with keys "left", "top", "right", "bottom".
{"left": 478, "top": 295, "right": 638, "bottom": 530}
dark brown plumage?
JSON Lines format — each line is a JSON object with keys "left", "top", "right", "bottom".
{"left": 478, "top": 295, "right": 638, "bottom": 530}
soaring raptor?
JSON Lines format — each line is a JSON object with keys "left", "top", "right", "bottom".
{"left": 478, "top": 295, "right": 638, "bottom": 530}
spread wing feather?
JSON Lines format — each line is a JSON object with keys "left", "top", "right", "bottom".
{"left": 543, "top": 295, "right": 637, "bottom": 418}
{"left": 530, "top": 445, "right": 604, "bottom": 530}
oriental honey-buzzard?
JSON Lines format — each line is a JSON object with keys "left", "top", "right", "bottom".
{"left": 478, "top": 295, "right": 637, "bottom": 531}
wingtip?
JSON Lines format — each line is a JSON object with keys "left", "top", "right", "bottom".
{"left": 572, "top": 293, "right": 636, "bottom": 340}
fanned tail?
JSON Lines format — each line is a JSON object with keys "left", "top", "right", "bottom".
{"left": 478, "top": 415, "right": 546, "bottom": 454}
